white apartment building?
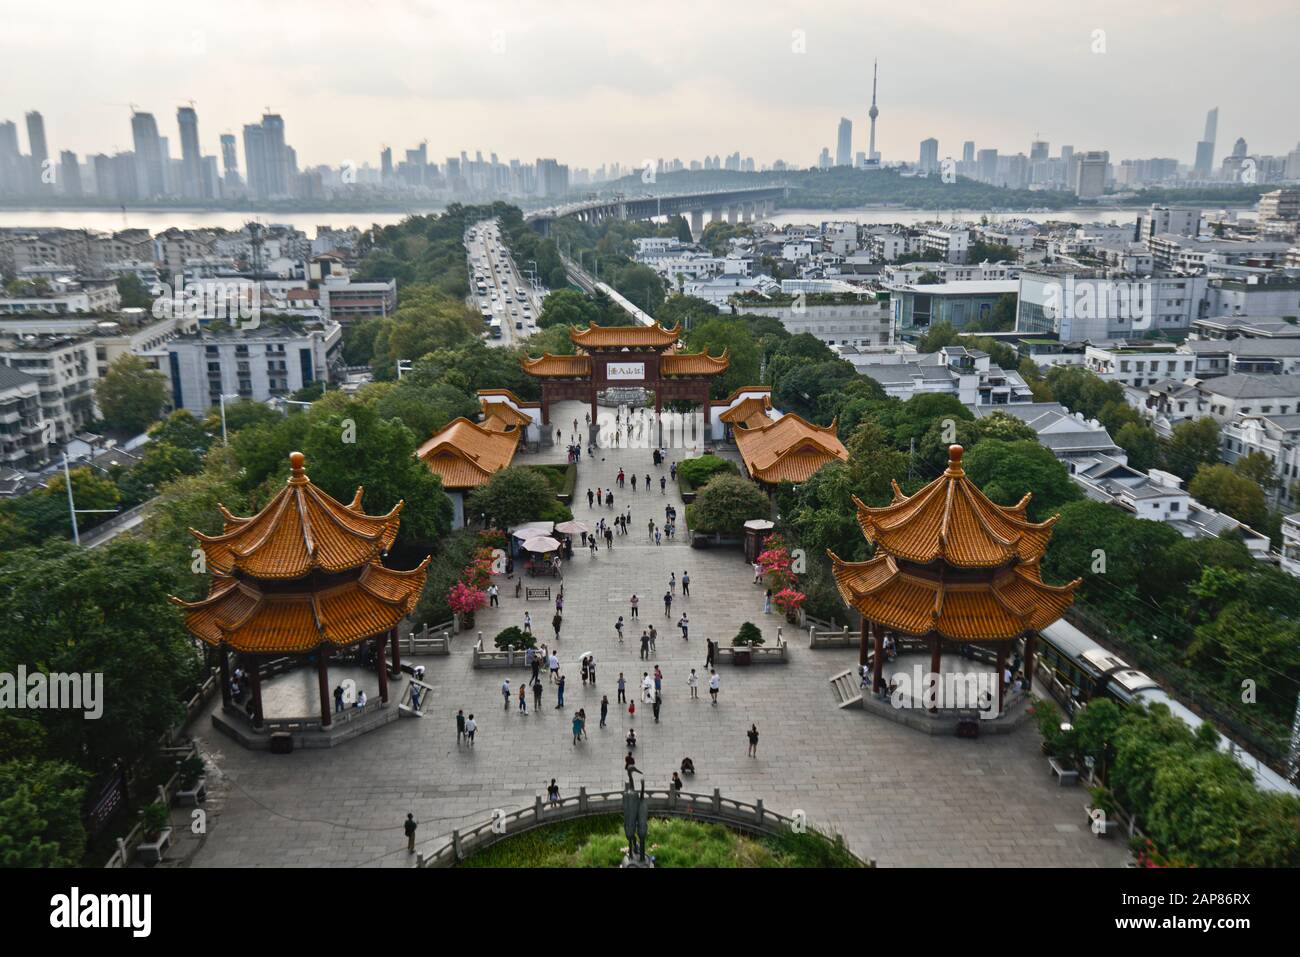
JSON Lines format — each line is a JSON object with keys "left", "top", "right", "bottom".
{"left": 0, "top": 363, "right": 48, "bottom": 470}
{"left": 0, "top": 332, "right": 98, "bottom": 445}
{"left": 922, "top": 227, "right": 971, "bottom": 264}
{"left": 1016, "top": 270, "right": 1207, "bottom": 340}
{"left": 1180, "top": 337, "right": 1300, "bottom": 378}
{"left": 738, "top": 295, "right": 893, "bottom": 348}
{"left": 1221, "top": 413, "right": 1300, "bottom": 507}
{"left": 855, "top": 345, "right": 1032, "bottom": 405}
{"left": 1281, "top": 513, "right": 1300, "bottom": 578}
{"left": 165, "top": 319, "right": 342, "bottom": 415}
{"left": 0, "top": 278, "right": 121, "bottom": 315}
{"left": 1084, "top": 342, "right": 1197, "bottom": 388}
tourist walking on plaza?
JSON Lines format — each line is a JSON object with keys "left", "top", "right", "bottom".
{"left": 644, "top": 473, "right": 651, "bottom": 492}
{"left": 669, "top": 572, "right": 676, "bottom": 594}
{"left": 464, "top": 713, "right": 477, "bottom": 746}
{"left": 747, "top": 724, "right": 759, "bottom": 757}
{"left": 660, "top": 475, "right": 667, "bottom": 494}
{"left": 533, "top": 676, "right": 543, "bottom": 710}
{"left": 552, "top": 612, "right": 563, "bottom": 640}
{"left": 549, "top": 650, "right": 560, "bottom": 683}
{"left": 519, "top": 683, "right": 528, "bottom": 714}
{"left": 600, "top": 694, "right": 609, "bottom": 728}
{"left": 456, "top": 708, "right": 466, "bottom": 744}
{"left": 653, "top": 690, "right": 662, "bottom": 723}
{"left": 648, "top": 625, "right": 657, "bottom": 653}
{"left": 641, "top": 672, "right": 654, "bottom": 703}
{"left": 670, "top": 462, "right": 677, "bottom": 481}
{"left": 587, "top": 488, "right": 594, "bottom": 508}
{"left": 615, "top": 615, "right": 625, "bottom": 642}
{"left": 502, "top": 678, "right": 511, "bottom": 711}
{"left": 630, "top": 594, "right": 639, "bottom": 619}
{"left": 572, "top": 712, "right": 584, "bottom": 745}
{"left": 709, "top": 670, "right": 720, "bottom": 706}
{"left": 580, "top": 655, "right": 590, "bottom": 686}
{"left": 523, "top": 611, "right": 532, "bottom": 635}
{"left": 681, "top": 571, "right": 690, "bottom": 596}
{"left": 764, "top": 589, "right": 773, "bottom": 615}
{"left": 488, "top": 583, "right": 499, "bottom": 607}
{"left": 640, "top": 631, "right": 650, "bottom": 660}
{"left": 588, "top": 656, "right": 596, "bottom": 685}
{"left": 631, "top": 473, "right": 638, "bottom": 492}
{"left": 617, "top": 673, "right": 627, "bottom": 704}
{"left": 753, "top": 561, "right": 763, "bottom": 584}
{"left": 670, "top": 772, "right": 683, "bottom": 792}
{"left": 405, "top": 813, "right": 418, "bottom": 853}
{"left": 654, "top": 527, "right": 661, "bottom": 546}
{"left": 705, "top": 638, "right": 715, "bottom": 669}
{"left": 654, "top": 665, "right": 663, "bottom": 694}
{"left": 606, "top": 490, "right": 614, "bottom": 508}
{"left": 688, "top": 669, "right": 699, "bottom": 699}
{"left": 556, "top": 673, "right": 566, "bottom": 708}
{"left": 664, "top": 589, "right": 673, "bottom": 616}
{"left": 548, "top": 779, "right": 560, "bottom": 805}
{"left": 678, "top": 614, "right": 689, "bottom": 640}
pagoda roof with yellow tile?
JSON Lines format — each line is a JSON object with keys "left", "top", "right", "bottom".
{"left": 661, "top": 349, "right": 729, "bottom": 376}
{"left": 719, "top": 394, "right": 774, "bottom": 429}
{"left": 829, "top": 552, "right": 1078, "bottom": 642}
{"left": 852, "top": 445, "right": 1057, "bottom": 569}
{"left": 415, "top": 417, "right": 521, "bottom": 490}
{"left": 569, "top": 322, "right": 680, "bottom": 349}
{"left": 171, "top": 559, "right": 430, "bottom": 653}
{"left": 520, "top": 353, "right": 592, "bottom": 378}
{"left": 733, "top": 413, "right": 848, "bottom": 485}
{"left": 190, "top": 451, "right": 402, "bottom": 580}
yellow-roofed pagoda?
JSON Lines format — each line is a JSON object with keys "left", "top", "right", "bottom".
{"left": 172, "top": 451, "right": 429, "bottom": 735}
{"left": 829, "top": 444, "right": 1078, "bottom": 711}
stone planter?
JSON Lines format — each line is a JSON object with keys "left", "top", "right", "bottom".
{"left": 137, "top": 827, "right": 173, "bottom": 864}
{"left": 175, "top": 777, "right": 207, "bottom": 807}
{"left": 733, "top": 647, "right": 752, "bottom": 666}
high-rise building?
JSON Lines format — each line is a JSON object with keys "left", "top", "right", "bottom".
{"left": 58, "top": 150, "right": 82, "bottom": 197}
{"left": 177, "top": 106, "right": 205, "bottom": 199}
{"left": 976, "top": 148, "right": 998, "bottom": 183}
{"left": 818, "top": 146, "right": 831, "bottom": 170}
{"left": 962, "top": 141, "right": 975, "bottom": 164}
{"left": 131, "top": 112, "right": 166, "bottom": 198}
{"left": 1030, "top": 140, "right": 1049, "bottom": 162}
{"left": 25, "top": 111, "right": 48, "bottom": 189}
{"left": 1075, "top": 150, "right": 1109, "bottom": 199}
{"left": 867, "top": 59, "right": 880, "bottom": 162}
{"left": 1194, "top": 107, "right": 1218, "bottom": 177}
{"left": 243, "top": 123, "right": 268, "bottom": 199}
{"left": 0, "top": 121, "right": 21, "bottom": 196}
{"left": 918, "top": 138, "right": 939, "bottom": 173}
{"left": 380, "top": 146, "right": 393, "bottom": 182}
{"left": 219, "top": 133, "right": 240, "bottom": 186}
{"left": 836, "top": 118, "right": 852, "bottom": 167}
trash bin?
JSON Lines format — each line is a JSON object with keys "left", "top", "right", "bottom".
{"left": 733, "top": 648, "right": 752, "bottom": 666}
{"left": 270, "top": 732, "right": 294, "bottom": 754}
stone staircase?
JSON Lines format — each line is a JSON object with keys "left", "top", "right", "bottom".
{"left": 828, "top": 668, "right": 863, "bottom": 709}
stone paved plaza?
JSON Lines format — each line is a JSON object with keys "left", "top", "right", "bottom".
{"left": 187, "top": 401, "right": 1129, "bottom": 869}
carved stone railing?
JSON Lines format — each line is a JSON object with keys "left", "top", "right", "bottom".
{"left": 415, "top": 786, "right": 869, "bottom": 868}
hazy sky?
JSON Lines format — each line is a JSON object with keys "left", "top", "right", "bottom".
{"left": 3, "top": 0, "right": 1297, "bottom": 171}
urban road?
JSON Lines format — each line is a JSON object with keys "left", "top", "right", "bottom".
{"left": 466, "top": 218, "right": 547, "bottom": 348}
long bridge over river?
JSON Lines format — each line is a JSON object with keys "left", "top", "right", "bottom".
{"left": 526, "top": 186, "right": 788, "bottom": 238}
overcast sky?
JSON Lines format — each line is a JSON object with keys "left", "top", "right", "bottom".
{"left": 2, "top": 0, "right": 1297, "bottom": 171}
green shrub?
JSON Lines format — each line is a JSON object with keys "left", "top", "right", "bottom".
{"left": 677, "top": 454, "right": 737, "bottom": 491}
{"left": 733, "top": 622, "right": 764, "bottom": 647}
{"left": 494, "top": 625, "right": 534, "bottom": 650}
{"left": 690, "top": 474, "right": 770, "bottom": 536}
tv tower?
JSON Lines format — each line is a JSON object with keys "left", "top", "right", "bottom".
{"left": 868, "top": 59, "right": 880, "bottom": 162}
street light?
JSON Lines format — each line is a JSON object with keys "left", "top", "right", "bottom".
{"left": 218, "top": 392, "right": 240, "bottom": 446}
{"left": 62, "top": 452, "right": 120, "bottom": 547}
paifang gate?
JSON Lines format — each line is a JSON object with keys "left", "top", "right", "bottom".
{"left": 521, "top": 322, "right": 728, "bottom": 428}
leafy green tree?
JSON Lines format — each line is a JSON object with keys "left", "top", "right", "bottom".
{"left": 115, "top": 274, "right": 154, "bottom": 309}
{"left": 1041, "top": 499, "right": 1182, "bottom": 603}
{"left": 0, "top": 539, "right": 201, "bottom": 773}
{"left": 467, "top": 466, "right": 555, "bottom": 529}
{"left": 537, "top": 288, "right": 600, "bottom": 330}
{"left": 12, "top": 466, "right": 122, "bottom": 541}
{"left": 612, "top": 263, "right": 666, "bottom": 316}
{"left": 150, "top": 409, "right": 213, "bottom": 452}
{"left": 1232, "top": 450, "right": 1278, "bottom": 491}
{"left": 689, "top": 474, "right": 770, "bottom": 535}
{"left": 367, "top": 380, "right": 479, "bottom": 440}
{"left": 658, "top": 294, "right": 719, "bottom": 332}
{"left": 1043, "top": 365, "right": 1126, "bottom": 420}
{"left": 1115, "top": 421, "right": 1162, "bottom": 473}
{"left": 845, "top": 421, "right": 909, "bottom": 506}
{"left": 1189, "top": 463, "right": 1268, "bottom": 529}
{"left": 94, "top": 355, "right": 168, "bottom": 433}
{"left": 685, "top": 318, "right": 760, "bottom": 399}
{"left": 962, "top": 439, "right": 1080, "bottom": 521}
{"left": 1164, "top": 417, "right": 1223, "bottom": 481}
{"left": 0, "top": 760, "right": 88, "bottom": 867}
{"left": 299, "top": 402, "right": 452, "bottom": 552}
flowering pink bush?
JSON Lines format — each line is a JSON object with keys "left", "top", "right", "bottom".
{"left": 447, "top": 580, "right": 487, "bottom": 616}
{"left": 772, "top": 587, "right": 806, "bottom": 614}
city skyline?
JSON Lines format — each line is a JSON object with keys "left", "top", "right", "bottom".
{"left": 2, "top": 0, "right": 1298, "bottom": 172}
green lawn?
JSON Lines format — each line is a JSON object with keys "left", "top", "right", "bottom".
{"left": 456, "top": 813, "right": 863, "bottom": 868}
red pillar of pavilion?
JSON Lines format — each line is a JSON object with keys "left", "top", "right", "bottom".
{"left": 376, "top": 637, "right": 389, "bottom": 704}
{"left": 389, "top": 628, "right": 402, "bottom": 677}
{"left": 872, "top": 623, "right": 885, "bottom": 693}
{"left": 995, "top": 642, "right": 1009, "bottom": 714}
{"left": 248, "top": 657, "right": 264, "bottom": 728}
{"left": 928, "top": 637, "right": 942, "bottom": 712}
{"left": 218, "top": 649, "right": 232, "bottom": 708}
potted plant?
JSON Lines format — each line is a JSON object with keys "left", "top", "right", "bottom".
{"left": 174, "top": 754, "right": 207, "bottom": 806}
{"left": 732, "top": 622, "right": 764, "bottom": 665}
{"left": 1085, "top": 786, "right": 1118, "bottom": 837}
{"left": 772, "top": 587, "right": 807, "bottom": 625}
{"left": 136, "top": 802, "right": 173, "bottom": 864}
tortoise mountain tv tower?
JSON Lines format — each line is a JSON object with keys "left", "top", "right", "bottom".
{"left": 867, "top": 59, "right": 880, "bottom": 165}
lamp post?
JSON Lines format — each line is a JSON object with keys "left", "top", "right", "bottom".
{"left": 218, "top": 392, "right": 239, "bottom": 446}
{"left": 62, "top": 453, "right": 120, "bottom": 547}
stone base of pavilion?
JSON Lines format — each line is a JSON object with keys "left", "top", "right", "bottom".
{"left": 860, "top": 652, "right": 1034, "bottom": 736}
{"left": 211, "top": 662, "right": 401, "bottom": 751}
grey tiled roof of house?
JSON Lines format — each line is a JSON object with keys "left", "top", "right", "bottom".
{"left": 1198, "top": 373, "right": 1300, "bottom": 399}
{"left": 0, "top": 363, "right": 39, "bottom": 391}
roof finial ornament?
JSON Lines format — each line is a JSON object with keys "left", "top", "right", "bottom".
{"left": 289, "top": 451, "right": 307, "bottom": 482}
{"left": 946, "top": 444, "right": 964, "bottom": 475}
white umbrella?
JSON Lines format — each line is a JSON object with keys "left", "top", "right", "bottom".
{"left": 523, "top": 535, "right": 561, "bottom": 553}
{"left": 744, "top": 519, "right": 775, "bottom": 531}
{"left": 554, "top": 520, "right": 591, "bottom": 535}
{"left": 512, "top": 522, "right": 554, "bottom": 539}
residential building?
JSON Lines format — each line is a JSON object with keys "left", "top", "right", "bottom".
{"left": 0, "top": 332, "right": 98, "bottom": 444}
{"left": 854, "top": 345, "right": 1032, "bottom": 405}
{"left": 891, "top": 279, "right": 1019, "bottom": 335}
{"left": 0, "top": 363, "right": 47, "bottom": 469}
{"left": 1084, "top": 341, "right": 1196, "bottom": 388}
{"left": 736, "top": 293, "right": 892, "bottom": 348}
